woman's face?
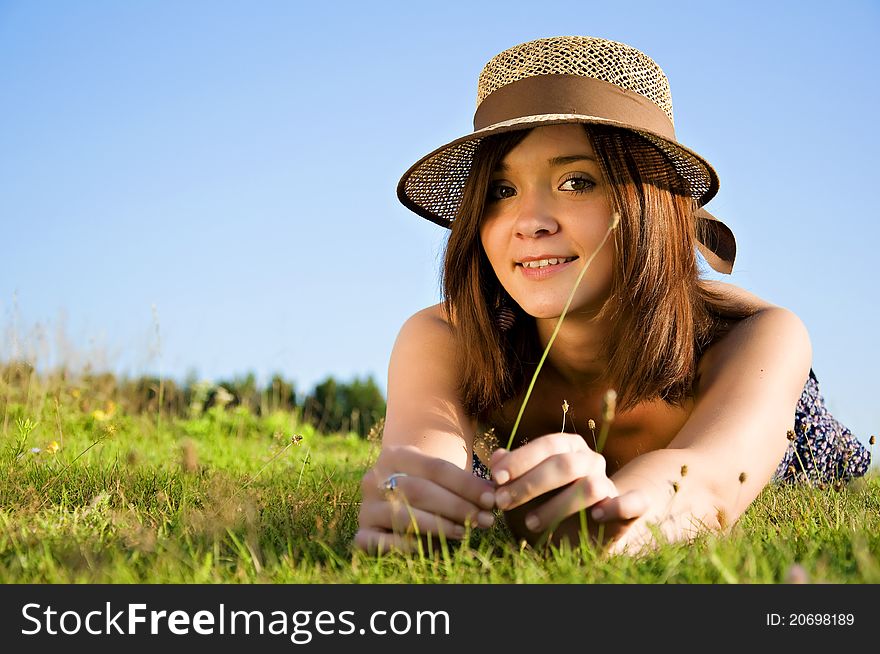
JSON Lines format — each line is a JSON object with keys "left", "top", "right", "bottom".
{"left": 479, "top": 124, "right": 615, "bottom": 320}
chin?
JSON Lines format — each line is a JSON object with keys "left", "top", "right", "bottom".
{"left": 514, "top": 300, "right": 560, "bottom": 320}
{"left": 518, "top": 295, "right": 604, "bottom": 320}
{"left": 527, "top": 308, "right": 564, "bottom": 320}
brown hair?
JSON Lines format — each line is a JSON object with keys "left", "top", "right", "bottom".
{"left": 442, "top": 125, "right": 753, "bottom": 419}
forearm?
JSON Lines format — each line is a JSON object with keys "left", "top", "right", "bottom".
{"left": 606, "top": 308, "right": 811, "bottom": 548}
{"left": 380, "top": 384, "right": 477, "bottom": 470}
{"left": 380, "top": 306, "right": 477, "bottom": 470}
{"left": 553, "top": 309, "right": 810, "bottom": 551}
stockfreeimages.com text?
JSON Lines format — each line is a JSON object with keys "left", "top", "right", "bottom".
{"left": 21, "top": 602, "right": 450, "bottom": 644}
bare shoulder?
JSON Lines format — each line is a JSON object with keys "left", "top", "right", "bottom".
{"left": 391, "top": 302, "right": 460, "bottom": 395}
{"left": 698, "top": 280, "right": 811, "bottom": 375}
{"left": 411, "top": 302, "right": 451, "bottom": 325}
{"left": 701, "top": 279, "right": 779, "bottom": 313}
{"left": 697, "top": 304, "right": 812, "bottom": 393}
{"left": 396, "top": 303, "right": 454, "bottom": 347}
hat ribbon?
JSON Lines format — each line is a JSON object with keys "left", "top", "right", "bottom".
{"left": 473, "top": 74, "right": 675, "bottom": 141}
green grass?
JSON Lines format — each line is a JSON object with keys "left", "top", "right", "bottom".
{"left": 1, "top": 389, "right": 878, "bottom": 584}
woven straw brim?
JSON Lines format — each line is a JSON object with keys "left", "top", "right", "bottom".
{"left": 397, "top": 114, "right": 719, "bottom": 228}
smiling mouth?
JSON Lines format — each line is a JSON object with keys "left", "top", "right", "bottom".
{"left": 517, "top": 256, "right": 578, "bottom": 269}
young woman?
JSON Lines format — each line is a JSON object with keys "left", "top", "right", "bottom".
{"left": 355, "top": 36, "right": 871, "bottom": 555}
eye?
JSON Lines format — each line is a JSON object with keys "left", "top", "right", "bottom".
{"left": 559, "top": 175, "right": 595, "bottom": 194}
{"left": 487, "top": 181, "right": 516, "bottom": 201}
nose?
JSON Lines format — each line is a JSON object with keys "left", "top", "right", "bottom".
{"left": 512, "top": 187, "right": 559, "bottom": 238}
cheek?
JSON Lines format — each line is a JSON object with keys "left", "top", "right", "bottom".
{"left": 594, "top": 240, "right": 617, "bottom": 290}
{"left": 479, "top": 223, "right": 505, "bottom": 269}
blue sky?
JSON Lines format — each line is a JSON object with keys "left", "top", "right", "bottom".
{"left": 1, "top": 0, "right": 878, "bottom": 447}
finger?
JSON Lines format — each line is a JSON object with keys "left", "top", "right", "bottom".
{"left": 370, "top": 474, "right": 496, "bottom": 530}
{"left": 590, "top": 490, "right": 650, "bottom": 523}
{"left": 523, "top": 475, "right": 619, "bottom": 532}
{"left": 353, "top": 528, "right": 419, "bottom": 555}
{"left": 360, "top": 468, "right": 384, "bottom": 499}
{"left": 494, "top": 449, "right": 604, "bottom": 510}
{"left": 359, "top": 498, "right": 470, "bottom": 540}
{"left": 489, "top": 433, "right": 596, "bottom": 485}
{"left": 362, "top": 465, "right": 492, "bottom": 524}
{"left": 377, "top": 445, "right": 496, "bottom": 510}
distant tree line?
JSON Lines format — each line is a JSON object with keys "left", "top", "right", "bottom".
{"left": 0, "top": 361, "right": 386, "bottom": 438}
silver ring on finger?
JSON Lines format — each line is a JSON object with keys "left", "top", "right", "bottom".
{"left": 381, "top": 472, "right": 409, "bottom": 492}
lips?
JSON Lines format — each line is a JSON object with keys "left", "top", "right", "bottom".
{"left": 517, "top": 256, "right": 578, "bottom": 280}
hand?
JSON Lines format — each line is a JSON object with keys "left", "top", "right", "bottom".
{"left": 354, "top": 444, "right": 496, "bottom": 554}
{"left": 489, "top": 433, "right": 649, "bottom": 548}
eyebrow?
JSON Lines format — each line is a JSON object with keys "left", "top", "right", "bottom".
{"left": 494, "top": 154, "right": 598, "bottom": 172}
{"left": 549, "top": 154, "right": 598, "bottom": 166}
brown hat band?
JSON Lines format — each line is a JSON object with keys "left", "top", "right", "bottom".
{"left": 473, "top": 74, "right": 676, "bottom": 141}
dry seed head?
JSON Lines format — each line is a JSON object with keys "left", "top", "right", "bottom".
{"left": 610, "top": 212, "right": 621, "bottom": 229}
{"left": 484, "top": 427, "right": 500, "bottom": 451}
{"left": 870, "top": 435, "right": 876, "bottom": 446}
{"left": 738, "top": 471, "right": 747, "bottom": 484}
{"left": 601, "top": 389, "right": 617, "bottom": 422}
{"left": 366, "top": 417, "right": 386, "bottom": 443}
{"left": 475, "top": 426, "right": 500, "bottom": 454}
{"left": 672, "top": 481, "right": 679, "bottom": 493}
{"left": 560, "top": 400, "right": 570, "bottom": 434}
{"left": 180, "top": 439, "right": 199, "bottom": 473}
{"left": 833, "top": 480, "right": 844, "bottom": 492}
{"left": 588, "top": 419, "right": 596, "bottom": 431}
{"left": 786, "top": 429, "right": 796, "bottom": 442}
{"left": 680, "top": 464, "right": 688, "bottom": 477}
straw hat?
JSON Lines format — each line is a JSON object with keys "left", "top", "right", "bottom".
{"left": 397, "top": 35, "right": 736, "bottom": 274}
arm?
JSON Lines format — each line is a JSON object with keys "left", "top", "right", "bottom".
{"left": 354, "top": 305, "right": 496, "bottom": 554}
{"left": 596, "top": 306, "right": 812, "bottom": 552}
{"left": 490, "top": 302, "right": 812, "bottom": 552}
{"left": 380, "top": 304, "right": 475, "bottom": 464}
